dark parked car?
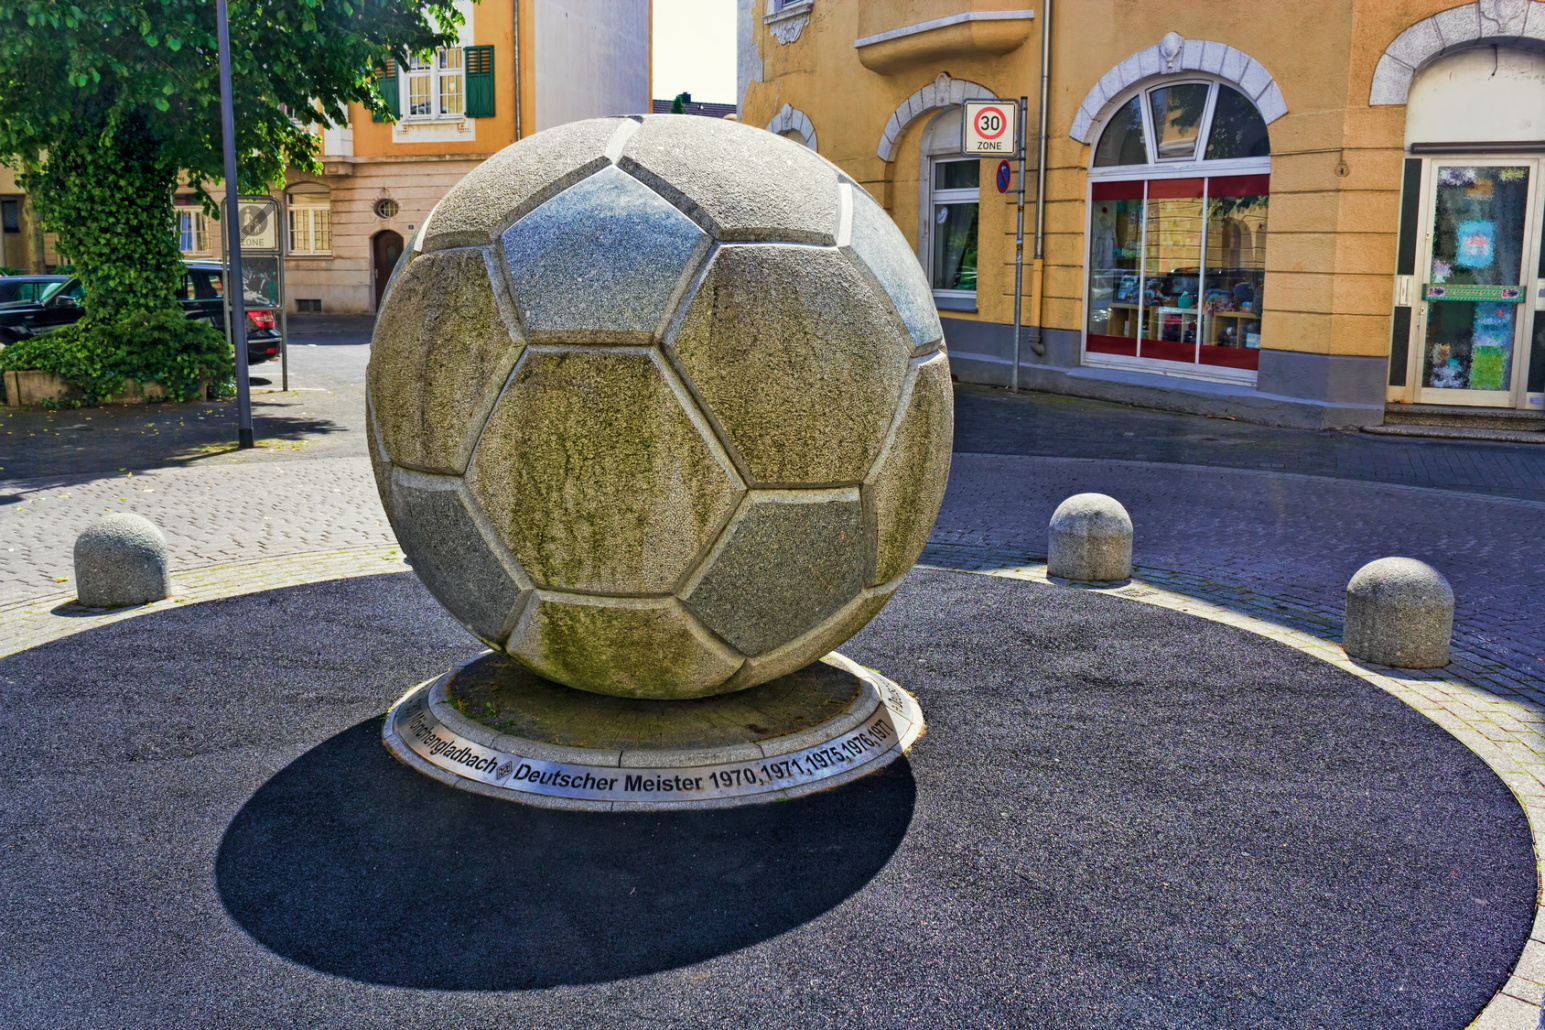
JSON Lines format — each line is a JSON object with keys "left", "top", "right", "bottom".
{"left": 0, "top": 261, "right": 280, "bottom": 365}
{"left": 0, "top": 275, "right": 68, "bottom": 305}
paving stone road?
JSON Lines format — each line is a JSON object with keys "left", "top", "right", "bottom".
{"left": 3, "top": 321, "right": 1543, "bottom": 683}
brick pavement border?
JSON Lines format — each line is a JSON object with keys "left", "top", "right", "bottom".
{"left": 0, "top": 545, "right": 408, "bottom": 660}
{"left": 2, "top": 545, "right": 1540, "bottom": 1028}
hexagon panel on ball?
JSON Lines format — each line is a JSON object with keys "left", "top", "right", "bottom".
{"left": 366, "top": 114, "right": 953, "bottom": 702}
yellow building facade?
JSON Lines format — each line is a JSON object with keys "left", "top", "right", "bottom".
{"left": 740, "top": 0, "right": 1545, "bottom": 426}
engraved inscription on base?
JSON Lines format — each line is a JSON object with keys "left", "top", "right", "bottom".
{"left": 388, "top": 668, "right": 923, "bottom": 805}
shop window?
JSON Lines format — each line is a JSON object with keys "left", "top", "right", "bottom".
{"left": 177, "top": 210, "right": 208, "bottom": 254}
{"left": 930, "top": 158, "right": 979, "bottom": 303}
{"left": 1094, "top": 97, "right": 1147, "bottom": 167}
{"left": 1205, "top": 86, "right": 1270, "bottom": 160}
{"left": 1149, "top": 84, "right": 1210, "bottom": 160}
{"left": 1086, "top": 79, "right": 1270, "bottom": 378}
{"left": 287, "top": 187, "right": 332, "bottom": 255}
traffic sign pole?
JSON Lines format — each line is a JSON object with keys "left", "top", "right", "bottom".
{"left": 1010, "top": 96, "right": 1028, "bottom": 394}
{"left": 216, "top": 0, "right": 254, "bottom": 450}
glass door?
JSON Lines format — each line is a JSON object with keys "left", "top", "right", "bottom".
{"left": 1411, "top": 159, "right": 1540, "bottom": 406}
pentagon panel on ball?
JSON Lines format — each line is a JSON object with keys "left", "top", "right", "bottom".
{"left": 667, "top": 244, "right": 912, "bottom": 486}
{"left": 370, "top": 115, "right": 945, "bottom": 810}
{"left": 366, "top": 246, "right": 523, "bottom": 475}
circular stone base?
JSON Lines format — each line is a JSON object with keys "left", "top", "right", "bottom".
{"left": 381, "top": 651, "right": 925, "bottom": 811}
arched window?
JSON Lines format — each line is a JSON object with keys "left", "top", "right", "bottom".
{"left": 1086, "top": 78, "right": 1271, "bottom": 381}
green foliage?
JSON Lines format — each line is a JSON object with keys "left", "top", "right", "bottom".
{"left": 0, "top": 265, "right": 23, "bottom": 275}
{"left": 670, "top": 92, "right": 690, "bottom": 115}
{"left": 0, "top": 0, "right": 463, "bottom": 194}
{"left": 30, "top": 117, "right": 186, "bottom": 321}
{"left": 0, "top": 0, "right": 462, "bottom": 328}
{"left": 0, "top": 311, "right": 235, "bottom": 404}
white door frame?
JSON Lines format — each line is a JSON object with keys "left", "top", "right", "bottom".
{"left": 1398, "top": 155, "right": 1542, "bottom": 409}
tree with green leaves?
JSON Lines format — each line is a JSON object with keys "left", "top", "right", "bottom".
{"left": 669, "top": 91, "right": 690, "bottom": 115}
{"left": 0, "top": 0, "right": 460, "bottom": 401}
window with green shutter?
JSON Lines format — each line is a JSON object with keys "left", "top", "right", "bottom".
{"left": 373, "top": 59, "right": 400, "bottom": 122}
{"left": 465, "top": 45, "right": 495, "bottom": 118}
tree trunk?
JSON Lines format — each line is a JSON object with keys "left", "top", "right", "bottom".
{"left": 27, "top": 116, "right": 183, "bottom": 322}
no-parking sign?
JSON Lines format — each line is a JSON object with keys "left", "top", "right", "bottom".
{"left": 962, "top": 99, "right": 1018, "bottom": 155}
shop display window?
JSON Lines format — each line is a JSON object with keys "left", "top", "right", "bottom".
{"left": 1086, "top": 181, "right": 1144, "bottom": 357}
{"left": 1086, "top": 79, "right": 1271, "bottom": 377}
{"left": 1418, "top": 165, "right": 1530, "bottom": 392}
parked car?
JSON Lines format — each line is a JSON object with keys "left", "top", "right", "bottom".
{"left": 0, "top": 260, "right": 280, "bottom": 365}
{"left": 0, "top": 275, "right": 68, "bottom": 306}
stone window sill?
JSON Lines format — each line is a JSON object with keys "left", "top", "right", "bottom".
{"left": 934, "top": 292, "right": 976, "bottom": 312}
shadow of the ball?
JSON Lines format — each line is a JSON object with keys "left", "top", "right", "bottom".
{"left": 215, "top": 718, "right": 916, "bottom": 990}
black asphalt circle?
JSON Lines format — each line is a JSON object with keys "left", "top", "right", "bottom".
{"left": 0, "top": 569, "right": 1532, "bottom": 1028}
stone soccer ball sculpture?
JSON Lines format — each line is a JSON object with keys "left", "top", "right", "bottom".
{"left": 367, "top": 115, "right": 952, "bottom": 700}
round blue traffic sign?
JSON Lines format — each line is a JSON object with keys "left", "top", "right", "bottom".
{"left": 996, "top": 159, "right": 1012, "bottom": 194}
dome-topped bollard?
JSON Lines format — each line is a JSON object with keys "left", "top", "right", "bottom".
{"left": 73, "top": 513, "right": 171, "bottom": 608}
{"left": 1048, "top": 493, "right": 1132, "bottom": 583}
{"left": 1343, "top": 557, "right": 1453, "bottom": 668}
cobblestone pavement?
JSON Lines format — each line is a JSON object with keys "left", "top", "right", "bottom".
{"left": 0, "top": 457, "right": 391, "bottom": 601}
{"left": 931, "top": 453, "right": 1545, "bottom": 678}
{"left": 1, "top": 316, "right": 380, "bottom": 601}
{"left": 956, "top": 384, "right": 1545, "bottom": 502}
{"left": 0, "top": 313, "right": 370, "bottom": 482}
{"left": 5, "top": 333, "right": 1545, "bottom": 679}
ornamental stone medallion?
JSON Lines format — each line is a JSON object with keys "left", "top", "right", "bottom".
{"left": 368, "top": 115, "right": 947, "bottom": 809}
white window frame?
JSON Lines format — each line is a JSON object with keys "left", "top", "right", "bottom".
{"left": 177, "top": 210, "right": 209, "bottom": 255}
{"left": 919, "top": 107, "right": 981, "bottom": 312}
{"left": 1083, "top": 74, "right": 1272, "bottom": 386}
{"left": 402, "top": 47, "right": 465, "bottom": 121}
{"left": 929, "top": 159, "right": 980, "bottom": 308}
{"left": 1092, "top": 76, "right": 1269, "bottom": 178}
{"left": 287, "top": 193, "right": 332, "bottom": 256}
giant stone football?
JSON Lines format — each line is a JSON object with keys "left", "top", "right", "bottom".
{"left": 366, "top": 115, "right": 952, "bottom": 700}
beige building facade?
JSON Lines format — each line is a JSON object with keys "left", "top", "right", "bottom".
{"left": 741, "top": 0, "right": 1545, "bottom": 427}
{"left": 171, "top": 0, "right": 649, "bottom": 314}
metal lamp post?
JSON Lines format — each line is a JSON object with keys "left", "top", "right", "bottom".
{"left": 216, "top": 0, "right": 254, "bottom": 449}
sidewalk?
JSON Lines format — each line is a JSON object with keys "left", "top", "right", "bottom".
{"left": 6, "top": 365, "right": 1544, "bottom": 674}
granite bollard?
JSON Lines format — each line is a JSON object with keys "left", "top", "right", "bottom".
{"left": 1343, "top": 557, "right": 1453, "bottom": 668}
{"left": 1048, "top": 493, "right": 1132, "bottom": 583}
{"left": 73, "top": 513, "right": 171, "bottom": 607}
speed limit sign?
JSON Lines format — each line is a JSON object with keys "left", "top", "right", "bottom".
{"left": 962, "top": 99, "right": 1018, "bottom": 155}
